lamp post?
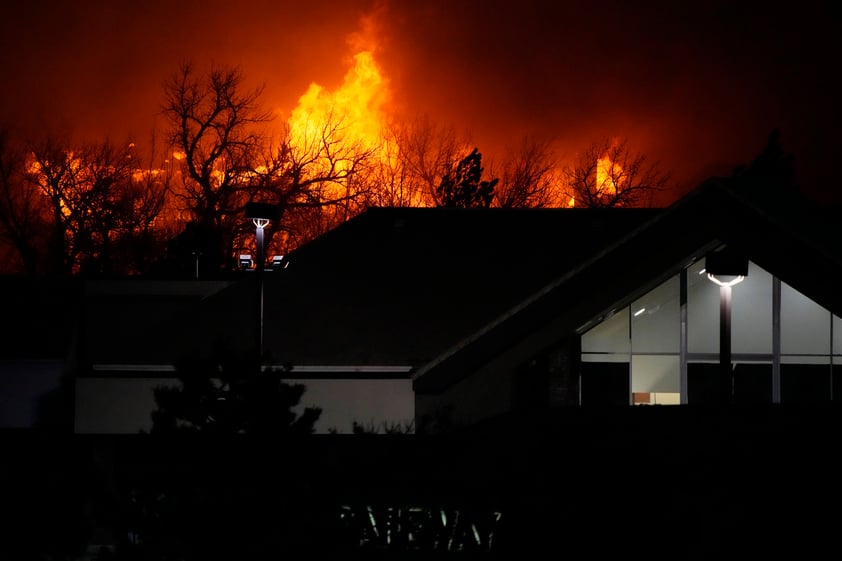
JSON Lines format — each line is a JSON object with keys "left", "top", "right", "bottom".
{"left": 245, "top": 202, "right": 279, "bottom": 360}
{"left": 705, "top": 248, "right": 748, "bottom": 404}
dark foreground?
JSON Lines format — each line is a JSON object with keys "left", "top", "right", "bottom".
{"left": 3, "top": 404, "right": 840, "bottom": 560}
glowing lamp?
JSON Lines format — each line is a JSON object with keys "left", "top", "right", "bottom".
{"left": 239, "top": 254, "right": 253, "bottom": 269}
{"left": 245, "top": 202, "right": 280, "bottom": 225}
{"left": 244, "top": 202, "right": 279, "bottom": 361}
{"left": 704, "top": 246, "right": 748, "bottom": 404}
{"left": 705, "top": 248, "right": 748, "bottom": 287}
{"left": 271, "top": 255, "right": 287, "bottom": 270}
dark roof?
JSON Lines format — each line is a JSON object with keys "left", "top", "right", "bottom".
{"left": 413, "top": 179, "right": 842, "bottom": 392}
{"left": 164, "top": 207, "right": 660, "bottom": 368}
{"left": 0, "top": 276, "right": 83, "bottom": 361}
{"left": 80, "top": 280, "right": 233, "bottom": 366}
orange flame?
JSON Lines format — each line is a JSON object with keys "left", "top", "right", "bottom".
{"left": 288, "top": 50, "right": 389, "bottom": 154}
{"left": 596, "top": 155, "right": 621, "bottom": 199}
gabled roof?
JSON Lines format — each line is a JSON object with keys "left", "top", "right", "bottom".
{"left": 162, "top": 206, "right": 659, "bottom": 370}
{"left": 412, "top": 179, "right": 842, "bottom": 393}
{"left": 80, "top": 280, "right": 233, "bottom": 367}
{"left": 0, "top": 276, "right": 83, "bottom": 361}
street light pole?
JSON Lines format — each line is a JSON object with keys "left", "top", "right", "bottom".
{"left": 719, "top": 283, "right": 733, "bottom": 401}
{"left": 245, "top": 202, "right": 279, "bottom": 361}
{"left": 254, "top": 217, "right": 268, "bottom": 359}
{"left": 705, "top": 247, "right": 748, "bottom": 405}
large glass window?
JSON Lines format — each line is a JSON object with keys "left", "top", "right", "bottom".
{"left": 631, "top": 277, "right": 679, "bottom": 353}
{"left": 687, "top": 259, "right": 719, "bottom": 354}
{"left": 629, "top": 277, "right": 680, "bottom": 404}
{"left": 579, "top": 257, "right": 839, "bottom": 406}
{"left": 832, "top": 315, "right": 842, "bottom": 356}
{"left": 631, "top": 355, "right": 679, "bottom": 393}
{"left": 582, "top": 308, "right": 629, "bottom": 357}
{"left": 581, "top": 308, "right": 630, "bottom": 405}
{"left": 781, "top": 282, "right": 830, "bottom": 355}
{"left": 732, "top": 262, "right": 773, "bottom": 354}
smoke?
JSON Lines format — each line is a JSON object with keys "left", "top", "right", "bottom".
{"left": 2, "top": 0, "right": 839, "bottom": 201}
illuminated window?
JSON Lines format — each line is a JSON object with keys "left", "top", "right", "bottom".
{"left": 579, "top": 259, "right": 838, "bottom": 406}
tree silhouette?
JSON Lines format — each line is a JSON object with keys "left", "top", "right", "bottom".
{"left": 21, "top": 136, "right": 171, "bottom": 275}
{"left": 730, "top": 128, "right": 797, "bottom": 194}
{"left": 151, "top": 349, "right": 321, "bottom": 435}
{"left": 378, "top": 115, "right": 467, "bottom": 207}
{"left": 435, "top": 148, "right": 497, "bottom": 208}
{"left": 494, "top": 136, "right": 560, "bottom": 208}
{"left": 0, "top": 129, "right": 46, "bottom": 274}
{"left": 162, "top": 63, "right": 269, "bottom": 274}
{"left": 562, "top": 138, "right": 669, "bottom": 208}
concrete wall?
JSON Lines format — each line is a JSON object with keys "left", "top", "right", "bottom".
{"left": 75, "top": 377, "right": 414, "bottom": 434}
{"left": 75, "top": 377, "right": 172, "bottom": 434}
{"left": 0, "top": 360, "right": 64, "bottom": 428}
{"left": 286, "top": 378, "right": 415, "bottom": 434}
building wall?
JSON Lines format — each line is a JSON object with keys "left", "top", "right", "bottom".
{"left": 75, "top": 377, "right": 172, "bottom": 434}
{"left": 75, "top": 376, "right": 414, "bottom": 434}
{"left": 582, "top": 259, "right": 842, "bottom": 405}
{"left": 0, "top": 360, "right": 65, "bottom": 428}
{"left": 415, "top": 363, "right": 514, "bottom": 433}
{"left": 285, "top": 378, "right": 415, "bottom": 434}
{"left": 415, "top": 339, "right": 581, "bottom": 432}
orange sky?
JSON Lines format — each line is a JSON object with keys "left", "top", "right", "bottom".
{"left": 1, "top": 0, "right": 839, "bottom": 204}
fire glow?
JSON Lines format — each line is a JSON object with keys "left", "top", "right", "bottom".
{"left": 288, "top": 50, "right": 390, "bottom": 159}
{"left": 282, "top": 43, "right": 629, "bottom": 209}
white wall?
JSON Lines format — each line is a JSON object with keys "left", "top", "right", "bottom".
{"left": 0, "top": 360, "right": 64, "bottom": 428}
{"left": 286, "top": 378, "right": 415, "bottom": 434}
{"left": 74, "top": 377, "right": 415, "bottom": 434}
{"left": 75, "top": 377, "right": 172, "bottom": 434}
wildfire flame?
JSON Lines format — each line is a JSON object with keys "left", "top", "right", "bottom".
{"left": 567, "top": 154, "right": 622, "bottom": 208}
{"left": 287, "top": 50, "right": 389, "bottom": 155}
{"left": 285, "top": 38, "right": 630, "bottom": 212}
{"left": 596, "top": 155, "right": 621, "bottom": 198}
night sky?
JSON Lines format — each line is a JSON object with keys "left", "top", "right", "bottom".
{"left": 1, "top": 0, "right": 839, "bottom": 204}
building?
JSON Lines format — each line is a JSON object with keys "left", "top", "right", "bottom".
{"left": 414, "top": 177, "right": 842, "bottom": 429}
{"left": 73, "top": 203, "right": 657, "bottom": 433}
{"left": 4, "top": 176, "right": 842, "bottom": 558}
{"left": 5, "top": 176, "right": 840, "bottom": 434}
{"left": 0, "top": 276, "right": 86, "bottom": 429}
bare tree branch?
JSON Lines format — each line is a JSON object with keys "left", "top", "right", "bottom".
{"left": 493, "top": 136, "right": 560, "bottom": 208}
{"left": 562, "top": 138, "right": 669, "bottom": 208}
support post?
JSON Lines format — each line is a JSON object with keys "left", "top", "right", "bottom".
{"left": 255, "top": 225, "right": 265, "bottom": 360}
{"left": 720, "top": 285, "right": 733, "bottom": 403}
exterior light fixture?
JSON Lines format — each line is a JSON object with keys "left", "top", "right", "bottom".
{"left": 239, "top": 254, "right": 253, "bottom": 269}
{"left": 706, "top": 273, "right": 745, "bottom": 287}
{"left": 271, "top": 255, "right": 287, "bottom": 270}
{"left": 245, "top": 202, "right": 280, "bottom": 360}
{"left": 245, "top": 202, "right": 280, "bottom": 271}
{"left": 704, "top": 247, "right": 748, "bottom": 286}
{"left": 704, "top": 247, "right": 749, "bottom": 404}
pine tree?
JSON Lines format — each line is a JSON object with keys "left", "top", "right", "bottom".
{"left": 436, "top": 148, "right": 498, "bottom": 208}
{"left": 730, "top": 128, "right": 797, "bottom": 194}
{"left": 151, "top": 349, "right": 321, "bottom": 435}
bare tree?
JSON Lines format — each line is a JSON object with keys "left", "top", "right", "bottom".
{"left": 163, "top": 63, "right": 383, "bottom": 264}
{"left": 493, "top": 136, "right": 561, "bottom": 208}
{"left": 162, "top": 63, "right": 270, "bottom": 266}
{"left": 362, "top": 123, "right": 423, "bottom": 208}
{"left": 233, "top": 112, "right": 377, "bottom": 256}
{"left": 562, "top": 138, "right": 669, "bottom": 208}
{"left": 390, "top": 116, "right": 468, "bottom": 207}
{"left": 111, "top": 139, "right": 172, "bottom": 274}
{"left": 436, "top": 148, "right": 497, "bottom": 208}
{"left": 26, "top": 137, "right": 143, "bottom": 274}
{"left": 0, "top": 129, "right": 46, "bottom": 273}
